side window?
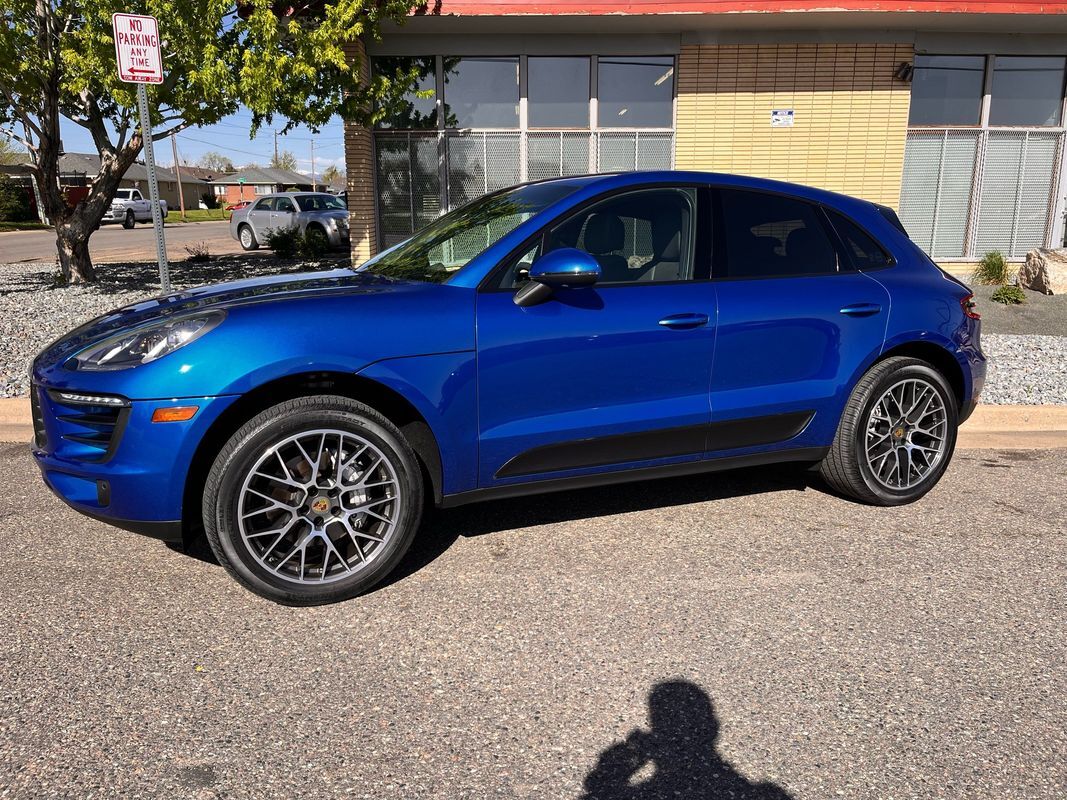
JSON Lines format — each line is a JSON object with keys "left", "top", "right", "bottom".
{"left": 548, "top": 188, "right": 695, "bottom": 286}
{"left": 131, "top": 190, "right": 142, "bottom": 201}
{"left": 826, "top": 210, "right": 893, "bottom": 270}
{"left": 253, "top": 198, "right": 274, "bottom": 212}
{"left": 717, "top": 189, "right": 840, "bottom": 279}
{"left": 275, "top": 198, "right": 295, "bottom": 213}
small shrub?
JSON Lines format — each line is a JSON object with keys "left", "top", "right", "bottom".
{"left": 298, "top": 227, "right": 330, "bottom": 259}
{"left": 971, "top": 250, "right": 1012, "bottom": 286}
{"left": 264, "top": 227, "right": 299, "bottom": 258}
{"left": 990, "top": 284, "right": 1026, "bottom": 305}
{"left": 183, "top": 241, "right": 212, "bottom": 262}
{"left": 200, "top": 192, "right": 220, "bottom": 210}
{"left": 0, "top": 175, "right": 33, "bottom": 222}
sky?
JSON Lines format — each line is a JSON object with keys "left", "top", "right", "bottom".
{"left": 58, "top": 108, "right": 347, "bottom": 177}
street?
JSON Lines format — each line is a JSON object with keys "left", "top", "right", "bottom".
{"left": 0, "top": 220, "right": 243, "bottom": 264}
{"left": 1, "top": 445, "right": 1063, "bottom": 798}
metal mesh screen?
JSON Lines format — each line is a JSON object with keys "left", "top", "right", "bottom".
{"left": 373, "top": 132, "right": 441, "bottom": 248}
{"left": 595, "top": 132, "right": 674, "bottom": 172}
{"left": 527, "top": 132, "right": 592, "bottom": 180}
{"left": 446, "top": 132, "right": 521, "bottom": 209}
{"left": 974, "top": 131, "right": 1062, "bottom": 258}
{"left": 899, "top": 130, "right": 979, "bottom": 259}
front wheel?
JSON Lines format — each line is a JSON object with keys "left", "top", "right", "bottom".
{"left": 238, "top": 224, "right": 259, "bottom": 251}
{"left": 202, "top": 396, "right": 424, "bottom": 605}
{"left": 122, "top": 210, "right": 135, "bottom": 229}
{"left": 820, "top": 357, "right": 958, "bottom": 505}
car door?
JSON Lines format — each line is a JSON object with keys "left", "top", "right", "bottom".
{"left": 475, "top": 186, "right": 717, "bottom": 487}
{"left": 246, "top": 197, "right": 274, "bottom": 239}
{"left": 271, "top": 196, "right": 297, "bottom": 230}
{"left": 707, "top": 187, "right": 891, "bottom": 454}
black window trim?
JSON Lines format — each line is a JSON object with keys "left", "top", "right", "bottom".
{"left": 708, "top": 185, "right": 896, "bottom": 282}
{"left": 477, "top": 182, "right": 714, "bottom": 293}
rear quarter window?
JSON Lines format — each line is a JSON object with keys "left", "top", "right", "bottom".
{"left": 826, "top": 210, "right": 894, "bottom": 271}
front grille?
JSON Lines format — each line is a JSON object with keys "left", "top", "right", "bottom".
{"left": 30, "top": 385, "right": 47, "bottom": 450}
{"left": 46, "top": 390, "right": 129, "bottom": 462}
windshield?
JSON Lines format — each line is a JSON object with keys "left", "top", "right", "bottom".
{"left": 359, "top": 182, "right": 581, "bottom": 284}
{"left": 295, "top": 194, "right": 346, "bottom": 212}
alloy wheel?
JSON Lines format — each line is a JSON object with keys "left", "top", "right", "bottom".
{"left": 236, "top": 428, "right": 402, "bottom": 584}
{"left": 864, "top": 378, "right": 948, "bottom": 490}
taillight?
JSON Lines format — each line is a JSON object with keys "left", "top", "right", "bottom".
{"left": 961, "top": 293, "right": 980, "bottom": 320}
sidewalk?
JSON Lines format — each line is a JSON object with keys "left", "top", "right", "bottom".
{"left": 2, "top": 397, "right": 1065, "bottom": 447}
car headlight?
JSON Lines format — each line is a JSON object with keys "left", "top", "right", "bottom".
{"left": 70, "top": 311, "right": 225, "bottom": 371}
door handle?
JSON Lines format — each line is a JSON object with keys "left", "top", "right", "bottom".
{"left": 658, "top": 313, "right": 710, "bottom": 330}
{"left": 839, "top": 303, "right": 882, "bottom": 317}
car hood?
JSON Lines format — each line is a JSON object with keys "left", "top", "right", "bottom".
{"left": 35, "top": 269, "right": 413, "bottom": 370}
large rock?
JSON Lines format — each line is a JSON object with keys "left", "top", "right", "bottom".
{"left": 1017, "top": 248, "right": 1067, "bottom": 295}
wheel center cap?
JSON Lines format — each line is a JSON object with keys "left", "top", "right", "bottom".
{"left": 310, "top": 496, "right": 331, "bottom": 515}
{"left": 893, "top": 426, "right": 906, "bottom": 440}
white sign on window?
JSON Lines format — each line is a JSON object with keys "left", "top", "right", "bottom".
{"left": 771, "top": 109, "right": 795, "bottom": 127}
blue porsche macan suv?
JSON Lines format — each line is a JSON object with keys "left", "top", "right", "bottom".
{"left": 32, "top": 172, "right": 986, "bottom": 604}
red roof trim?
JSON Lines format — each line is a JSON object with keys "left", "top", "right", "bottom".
{"left": 426, "top": 1, "right": 1067, "bottom": 14}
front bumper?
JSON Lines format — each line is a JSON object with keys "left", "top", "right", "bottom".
{"left": 32, "top": 385, "right": 239, "bottom": 540}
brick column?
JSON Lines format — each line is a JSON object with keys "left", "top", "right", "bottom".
{"left": 344, "top": 38, "right": 378, "bottom": 264}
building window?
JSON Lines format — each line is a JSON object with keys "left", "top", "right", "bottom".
{"left": 908, "top": 55, "right": 985, "bottom": 126}
{"left": 444, "top": 57, "right": 520, "bottom": 129}
{"left": 527, "top": 57, "right": 590, "bottom": 129}
{"left": 213, "top": 185, "right": 226, "bottom": 196}
{"left": 900, "top": 53, "right": 1067, "bottom": 259}
{"left": 253, "top": 185, "right": 271, "bottom": 195}
{"left": 597, "top": 56, "right": 674, "bottom": 128}
{"left": 373, "top": 56, "right": 438, "bottom": 130}
{"left": 989, "top": 56, "right": 1067, "bottom": 127}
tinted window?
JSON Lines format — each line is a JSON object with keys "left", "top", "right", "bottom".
{"left": 443, "top": 57, "right": 519, "bottom": 129}
{"left": 989, "top": 56, "right": 1066, "bottom": 126}
{"left": 717, "top": 190, "right": 840, "bottom": 279}
{"left": 826, "top": 211, "right": 893, "bottom": 270}
{"left": 373, "top": 56, "right": 438, "bottom": 130}
{"left": 528, "top": 57, "right": 590, "bottom": 128}
{"left": 295, "top": 194, "right": 346, "bottom": 212}
{"left": 597, "top": 56, "right": 674, "bottom": 128}
{"left": 544, "top": 188, "right": 695, "bottom": 285}
{"left": 252, "top": 198, "right": 274, "bottom": 211}
{"left": 275, "top": 198, "right": 295, "bottom": 213}
{"left": 909, "top": 55, "right": 985, "bottom": 126}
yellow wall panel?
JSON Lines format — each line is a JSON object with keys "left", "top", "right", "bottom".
{"left": 676, "top": 43, "right": 913, "bottom": 207}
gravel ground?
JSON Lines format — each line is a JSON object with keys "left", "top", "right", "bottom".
{"left": 1, "top": 259, "right": 1064, "bottom": 404}
{"left": 971, "top": 283, "right": 1067, "bottom": 337}
{"left": 0, "top": 256, "right": 346, "bottom": 397}
{"left": 1, "top": 445, "right": 1064, "bottom": 798}
{"left": 981, "top": 334, "right": 1067, "bottom": 405}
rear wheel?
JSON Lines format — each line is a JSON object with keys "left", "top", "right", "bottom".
{"left": 203, "top": 396, "right": 423, "bottom": 605}
{"left": 820, "top": 357, "right": 958, "bottom": 505}
{"left": 238, "top": 224, "right": 259, "bottom": 251}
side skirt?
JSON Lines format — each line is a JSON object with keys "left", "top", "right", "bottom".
{"left": 439, "top": 446, "right": 829, "bottom": 509}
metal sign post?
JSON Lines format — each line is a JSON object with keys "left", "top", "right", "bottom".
{"left": 112, "top": 13, "right": 170, "bottom": 293}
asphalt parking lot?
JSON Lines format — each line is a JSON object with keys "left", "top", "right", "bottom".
{"left": 1, "top": 445, "right": 1064, "bottom": 799}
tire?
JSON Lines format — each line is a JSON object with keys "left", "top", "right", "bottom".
{"left": 238, "top": 224, "right": 259, "bottom": 251}
{"left": 305, "top": 225, "right": 330, "bottom": 252}
{"left": 122, "top": 210, "right": 135, "bottom": 230}
{"left": 202, "top": 395, "right": 424, "bottom": 605}
{"left": 819, "top": 357, "right": 958, "bottom": 506}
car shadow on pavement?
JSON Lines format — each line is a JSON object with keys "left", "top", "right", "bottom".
{"left": 385, "top": 463, "right": 822, "bottom": 590}
{"left": 580, "top": 680, "right": 794, "bottom": 799}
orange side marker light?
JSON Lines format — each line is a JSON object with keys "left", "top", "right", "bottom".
{"left": 151, "top": 406, "right": 199, "bottom": 423}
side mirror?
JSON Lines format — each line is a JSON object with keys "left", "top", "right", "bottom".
{"left": 514, "top": 248, "right": 601, "bottom": 307}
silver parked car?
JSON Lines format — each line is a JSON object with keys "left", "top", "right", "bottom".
{"left": 229, "top": 192, "right": 350, "bottom": 251}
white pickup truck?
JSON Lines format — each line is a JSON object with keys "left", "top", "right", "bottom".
{"left": 103, "top": 188, "right": 168, "bottom": 229}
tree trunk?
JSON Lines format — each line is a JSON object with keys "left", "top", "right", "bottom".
{"left": 55, "top": 218, "right": 96, "bottom": 284}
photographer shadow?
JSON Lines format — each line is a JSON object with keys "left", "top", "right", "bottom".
{"left": 581, "top": 681, "right": 793, "bottom": 800}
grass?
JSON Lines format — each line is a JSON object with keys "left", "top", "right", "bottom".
{"left": 971, "top": 250, "right": 1013, "bottom": 286}
{"left": 0, "top": 221, "right": 50, "bottom": 232}
{"left": 170, "top": 208, "right": 228, "bottom": 223}
{"left": 990, "top": 284, "right": 1027, "bottom": 305}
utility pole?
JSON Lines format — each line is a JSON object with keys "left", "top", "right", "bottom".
{"left": 310, "top": 139, "right": 316, "bottom": 189}
{"left": 170, "top": 133, "right": 186, "bottom": 221}
{"left": 273, "top": 129, "right": 279, "bottom": 166}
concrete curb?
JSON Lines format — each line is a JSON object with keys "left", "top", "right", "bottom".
{"left": 2, "top": 396, "right": 1066, "bottom": 447}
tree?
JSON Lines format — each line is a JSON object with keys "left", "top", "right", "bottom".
{"left": 270, "top": 149, "right": 297, "bottom": 171}
{"left": 0, "top": 0, "right": 427, "bottom": 283}
{"left": 0, "top": 133, "right": 24, "bottom": 164}
{"left": 198, "top": 151, "right": 235, "bottom": 173}
{"left": 321, "top": 164, "right": 345, "bottom": 185}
